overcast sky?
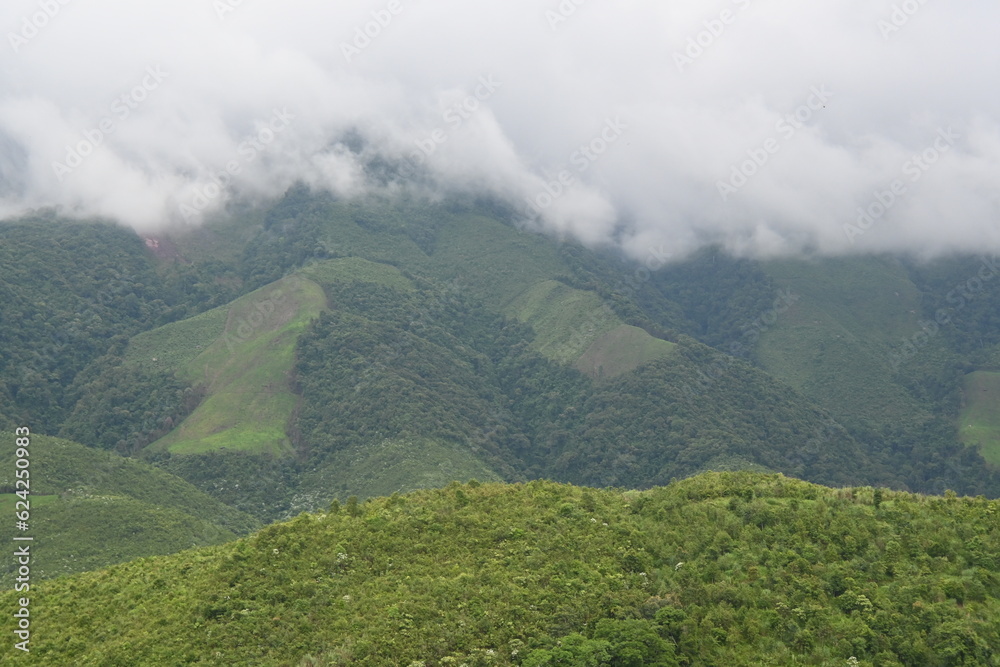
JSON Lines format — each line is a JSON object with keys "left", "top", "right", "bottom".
{"left": 1, "top": 0, "right": 998, "bottom": 259}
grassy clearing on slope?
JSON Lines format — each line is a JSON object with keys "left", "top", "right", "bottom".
{"left": 125, "top": 307, "right": 228, "bottom": 372}
{"left": 575, "top": 324, "right": 676, "bottom": 379}
{"left": 300, "top": 256, "right": 414, "bottom": 292}
{"left": 430, "top": 213, "right": 568, "bottom": 309}
{"left": 146, "top": 275, "right": 326, "bottom": 456}
{"left": 508, "top": 280, "right": 621, "bottom": 364}
{"left": 315, "top": 197, "right": 435, "bottom": 270}
{"left": 0, "top": 434, "right": 257, "bottom": 585}
{"left": 960, "top": 371, "right": 1000, "bottom": 465}
{"left": 509, "top": 281, "right": 675, "bottom": 375}
{"left": 1, "top": 496, "right": 238, "bottom": 584}
{"left": 0, "top": 434, "right": 257, "bottom": 533}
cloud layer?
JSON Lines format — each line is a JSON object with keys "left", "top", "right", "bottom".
{"left": 1, "top": 0, "right": 998, "bottom": 258}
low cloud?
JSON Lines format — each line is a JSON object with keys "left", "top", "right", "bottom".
{"left": 1, "top": 0, "right": 998, "bottom": 259}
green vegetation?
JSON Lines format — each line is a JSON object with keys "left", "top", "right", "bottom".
{"left": 904, "top": 255, "right": 1000, "bottom": 359}
{"left": 756, "top": 256, "right": 929, "bottom": 429}
{"left": 5, "top": 190, "right": 1000, "bottom": 665}
{"left": 576, "top": 325, "right": 677, "bottom": 380}
{"left": 0, "top": 215, "right": 241, "bottom": 431}
{"left": 7, "top": 473, "right": 1000, "bottom": 665}
{"left": 284, "top": 271, "right": 884, "bottom": 519}
{"left": 59, "top": 339, "right": 201, "bottom": 454}
{"left": 501, "top": 276, "right": 675, "bottom": 376}
{"left": 0, "top": 219, "right": 166, "bottom": 428}
{"left": 297, "top": 436, "right": 502, "bottom": 504}
{"left": 293, "top": 303, "right": 516, "bottom": 477}
{"left": 141, "top": 275, "right": 326, "bottom": 456}
{"left": 634, "top": 246, "right": 778, "bottom": 352}
{"left": 125, "top": 306, "right": 228, "bottom": 372}
{"left": 0, "top": 434, "right": 259, "bottom": 584}
{"left": 960, "top": 371, "right": 1000, "bottom": 465}
{"left": 427, "top": 211, "right": 569, "bottom": 310}
{"left": 300, "top": 256, "right": 415, "bottom": 292}
{"left": 4, "top": 191, "right": 1000, "bottom": 530}
{"left": 745, "top": 255, "right": 1000, "bottom": 497}
{"left": 70, "top": 191, "right": 989, "bottom": 519}
{"left": 553, "top": 341, "right": 890, "bottom": 491}
{"left": 507, "top": 280, "right": 621, "bottom": 364}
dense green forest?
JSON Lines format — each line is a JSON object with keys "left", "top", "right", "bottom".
{"left": 4, "top": 473, "right": 998, "bottom": 665}
{"left": 0, "top": 214, "right": 238, "bottom": 433}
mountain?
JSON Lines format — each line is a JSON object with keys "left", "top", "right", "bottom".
{"left": 3, "top": 190, "right": 1000, "bottom": 524}
{"left": 2, "top": 187, "right": 1000, "bottom": 664}
{"left": 4, "top": 473, "right": 998, "bottom": 665}
{"left": 76, "top": 192, "right": 898, "bottom": 520}
{"left": 0, "top": 434, "right": 259, "bottom": 585}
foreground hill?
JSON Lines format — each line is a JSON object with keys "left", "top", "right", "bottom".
{"left": 0, "top": 434, "right": 259, "bottom": 584}
{"left": 6, "top": 473, "right": 998, "bottom": 666}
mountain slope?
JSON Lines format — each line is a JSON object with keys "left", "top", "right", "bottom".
{"left": 0, "top": 216, "right": 240, "bottom": 431}
{"left": 105, "top": 194, "right": 925, "bottom": 520}
{"left": 755, "top": 256, "right": 932, "bottom": 429}
{"left": 960, "top": 371, "right": 1000, "bottom": 465}
{"left": 7, "top": 473, "right": 999, "bottom": 666}
{"left": 0, "top": 434, "right": 259, "bottom": 584}
{"left": 133, "top": 275, "right": 326, "bottom": 456}
{"left": 6, "top": 193, "right": 1000, "bottom": 523}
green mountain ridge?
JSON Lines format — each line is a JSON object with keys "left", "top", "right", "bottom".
{"left": 4, "top": 473, "right": 998, "bottom": 665}
{"left": 3, "top": 191, "right": 1000, "bottom": 665}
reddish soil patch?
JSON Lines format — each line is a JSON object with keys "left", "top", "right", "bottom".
{"left": 143, "top": 236, "right": 187, "bottom": 262}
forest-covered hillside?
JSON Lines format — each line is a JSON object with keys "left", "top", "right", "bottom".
{"left": 2, "top": 191, "right": 1000, "bottom": 583}
{"left": 4, "top": 473, "right": 998, "bottom": 666}
{"left": 1, "top": 191, "right": 1000, "bottom": 666}
{"left": 3, "top": 194, "right": 1000, "bottom": 521}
